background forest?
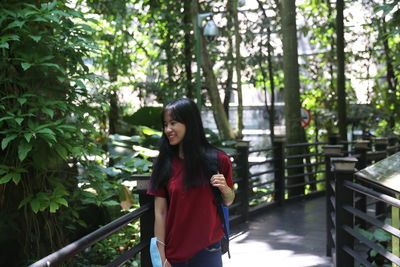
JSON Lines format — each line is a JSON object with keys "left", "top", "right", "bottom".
{"left": 0, "top": 0, "right": 399, "bottom": 266}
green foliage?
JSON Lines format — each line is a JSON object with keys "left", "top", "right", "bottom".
{"left": 0, "top": 0, "right": 123, "bottom": 264}
{"left": 74, "top": 221, "right": 141, "bottom": 266}
{"left": 355, "top": 220, "right": 393, "bottom": 266}
{"left": 123, "top": 106, "right": 163, "bottom": 130}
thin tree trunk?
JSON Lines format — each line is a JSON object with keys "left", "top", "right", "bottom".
{"left": 183, "top": 0, "right": 194, "bottom": 99}
{"left": 223, "top": 0, "right": 235, "bottom": 118}
{"left": 281, "top": 0, "right": 306, "bottom": 197}
{"left": 233, "top": 0, "right": 243, "bottom": 139}
{"left": 201, "top": 35, "right": 235, "bottom": 140}
{"left": 192, "top": 0, "right": 235, "bottom": 140}
{"left": 336, "top": 0, "right": 347, "bottom": 141}
{"left": 257, "top": 0, "right": 276, "bottom": 142}
{"left": 380, "top": 16, "right": 397, "bottom": 130}
{"left": 327, "top": 0, "right": 336, "bottom": 137}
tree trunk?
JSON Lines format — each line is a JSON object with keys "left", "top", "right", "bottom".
{"left": 336, "top": 0, "right": 347, "bottom": 141}
{"left": 192, "top": 0, "right": 235, "bottom": 140}
{"left": 257, "top": 0, "right": 276, "bottom": 142}
{"left": 224, "top": 0, "right": 235, "bottom": 119}
{"left": 281, "top": 0, "right": 306, "bottom": 197}
{"left": 201, "top": 36, "right": 235, "bottom": 140}
{"left": 183, "top": 0, "right": 194, "bottom": 99}
{"left": 233, "top": 0, "right": 243, "bottom": 139}
{"left": 380, "top": 16, "right": 398, "bottom": 130}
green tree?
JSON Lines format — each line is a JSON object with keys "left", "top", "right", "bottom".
{"left": 0, "top": 1, "right": 113, "bottom": 264}
{"left": 280, "top": 0, "right": 307, "bottom": 197}
{"left": 336, "top": 0, "right": 347, "bottom": 140}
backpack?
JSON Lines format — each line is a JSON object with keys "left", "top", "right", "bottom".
{"left": 207, "top": 148, "right": 231, "bottom": 258}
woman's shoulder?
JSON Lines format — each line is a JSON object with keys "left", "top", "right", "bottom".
{"left": 217, "top": 149, "right": 231, "bottom": 164}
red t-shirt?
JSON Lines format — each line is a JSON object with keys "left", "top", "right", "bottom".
{"left": 147, "top": 150, "right": 233, "bottom": 263}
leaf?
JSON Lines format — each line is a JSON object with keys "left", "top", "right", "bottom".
{"left": 0, "top": 42, "right": 9, "bottom": 49}
{"left": 40, "top": 63, "right": 63, "bottom": 72}
{"left": 373, "top": 228, "right": 391, "bottom": 242}
{"left": 0, "top": 116, "right": 13, "bottom": 122}
{"left": 49, "top": 202, "right": 58, "bottom": 213}
{"left": 24, "top": 133, "right": 33, "bottom": 143}
{"left": 75, "top": 80, "right": 86, "bottom": 89}
{"left": 2, "top": 134, "right": 18, "bottom": 150}
{"left": 41, "top": 108, "right": 54, "bottom": 118}
{"left": 102, "top": 200, "right": 119, "bottom": 206}
{"left": 36, "top": 128, "right": 55, "bottom": 135}
{"left": 29, "top": 35, "right": 41, "bottom": 43}
{"left": 15, "top": 118, "right": 23, "bottom": 125}
{"left": 55, "top": 198, "right": 68, "bottom": 207}
{"left": 17, "top": 97, "right": 27, "bottom": 105}
{"left": 2, "top": 20, "right": 25, "bottom": 31}
{"left": 18, "top": 196, "right": 32, "bottom": 209}
{"left": 21, "top": 62, "right": 32, "bottom": 71}
{"left": 54, "top": 145, "right": 68, "bottom": 160}
{"left": 2, "top": 9, "right": 17, "bottom": 18}
{"left": 30, "top": 199, "right": 40, "bottom": 213}
{"left": 141, "top": 126, "right": 162, "bottom": 136}
{"left": 12, "top": 173, "right": 21, "bottom": 184}
{"left": 0, "top": 173, "right": 13, "bottom": 184}
{"left": 18, "top": 140, "right": 33, "bottom": 161}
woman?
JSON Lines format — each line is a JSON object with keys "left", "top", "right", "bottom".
{"left": 147, "top": 98, "right": 235, "bottom": 267}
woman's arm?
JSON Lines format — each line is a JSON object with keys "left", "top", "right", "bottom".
{"left": 220, "top": 184, "right": 235, "bottom": 206}
{"left": 154, "top": 196, "right": 171, "bottom": 267}
{"left": 210, "top": 173, "right": 235, "bottom": 206}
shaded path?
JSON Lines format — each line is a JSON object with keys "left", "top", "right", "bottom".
{"left": 223, "top": 196, "right": 333, "bottom": 267}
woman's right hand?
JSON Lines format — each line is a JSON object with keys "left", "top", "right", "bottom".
{"left": 163, "top": 258, "right": 172, "bottom": 267}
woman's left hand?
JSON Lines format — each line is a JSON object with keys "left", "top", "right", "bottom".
{"left": 211, "top": 173, "right": 235, "bottom": 205}
{"left": 210, "top": 173, "right": 230, "bottom": 194}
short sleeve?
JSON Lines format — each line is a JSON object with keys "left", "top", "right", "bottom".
{"left": 218, "top": 151, "right": 233, "bottom": 189}
{"left": 147, "top": 180, "right": 167, "bottom": 198}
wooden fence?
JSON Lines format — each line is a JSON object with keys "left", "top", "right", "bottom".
{"left": 326, "top": 138, "right": 400, "bottom": 266}
{"left": 30, "top": 136, "right": 400, "bottom": 266}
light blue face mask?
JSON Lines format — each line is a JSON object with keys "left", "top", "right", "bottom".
{"left": 150, "top": 237, "right": 163, "bottom": 267}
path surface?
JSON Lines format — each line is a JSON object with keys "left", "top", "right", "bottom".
{"left": 222, "top": 196, "right": 333, "bottom": 267}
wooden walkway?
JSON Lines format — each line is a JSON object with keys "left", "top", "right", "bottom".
{"left": 222, "top": 196, "right": 333, "bottom": 267}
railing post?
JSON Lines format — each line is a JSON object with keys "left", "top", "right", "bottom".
{"left": 331, "top": 157, "right": 358, "bottom": 267}
{"left": 137, "top": 177, "right": 154, "bottom": 267}
{"left": 373, "top": 137, "right": 388, "bottom": 153}
{"left": 387, "top": 136, "right": 399, "bottom": 155}
{"left": 323, "top": 145, "right": 344, "bottom": 257}
{"left": 328, "top": 133, "right": 341, "bottom": 145}
{"left": 373, "top": 137, "right": 389, "bottom": 218}
{"left": 353, "top": 140, "right": 369, "bottom": 228}
{"left": 273, "top": 137, "right": 285, "bottom": 205}
{"left": 236, "top": 140, "right": 250, "bottom": 223}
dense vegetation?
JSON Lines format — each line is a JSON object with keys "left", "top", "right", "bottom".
{"left": 0, "top": 0, "right": 399, "bottom": 266}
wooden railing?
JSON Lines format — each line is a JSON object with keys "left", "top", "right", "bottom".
{"left": 30, "top": 135, "right": 399, "bottom": 266}
{"left": 28, "top": 175, "right": 154, "bottom": 267}
{"left": 325, "top": 141, "right": 400, "bottom": 266}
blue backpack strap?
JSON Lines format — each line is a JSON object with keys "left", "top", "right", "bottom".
{"left": 207, "top": 148, "right": 231, "bottom": 258}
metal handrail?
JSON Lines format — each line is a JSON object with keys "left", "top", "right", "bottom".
{"left": 29, "top": 203, "right": 153, "bottom": 267}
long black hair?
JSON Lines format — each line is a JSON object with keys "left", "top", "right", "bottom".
{"left": 150, "top": 98, "right": 216, "bottom": 191}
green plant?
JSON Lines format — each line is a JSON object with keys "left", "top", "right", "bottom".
{"left": 355, "top": 221, "right": 392, "bottom": 266}
{"left": 0, "top": 1, "right": 106, "bottom": 264}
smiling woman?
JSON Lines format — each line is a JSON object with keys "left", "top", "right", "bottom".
{"left": 163, "top": 111, "right": 186, "bottom": 149}
{"left": 147, "top": 98, "right": 235, "bottom": 267}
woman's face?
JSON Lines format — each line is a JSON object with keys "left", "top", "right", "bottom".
{"left": 163, "top": 110, "right": 186, "bottom": 146}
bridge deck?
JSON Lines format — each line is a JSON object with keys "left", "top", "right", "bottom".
{"left": 223, "top": 196, "right": 333, "bottom": 267}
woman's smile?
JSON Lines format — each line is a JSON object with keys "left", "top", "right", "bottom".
{"left": 163, "top": 111, "right": 186, "bottom": 146}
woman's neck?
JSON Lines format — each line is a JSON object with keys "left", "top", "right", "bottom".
{"left": 178, "top": 144, "right": 184, "bottom": 159}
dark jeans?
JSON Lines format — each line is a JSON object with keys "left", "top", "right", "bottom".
{"left": 172, "top": 241, "right": 222, "bottom": 267}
